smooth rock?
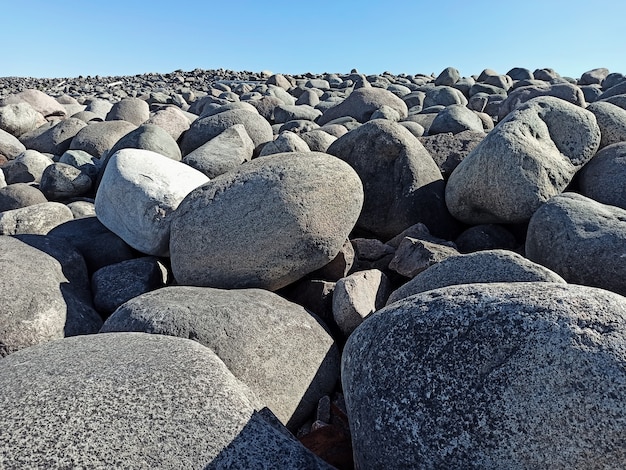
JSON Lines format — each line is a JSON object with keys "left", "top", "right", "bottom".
{"left": 300, "top": 129, "right": 337, "bottom": 153}
{"left": 578, "top": 142, "right": 626, "bottom": 209}
{"left": 446, "top": 96, "right": 601, "bottom": 224}
{"left": 0, "top": 183, "right": 47, "bottom": 212}
{"left": 343, "top": 283, "right": 626, "bottom": 469}
{"left": 586, "top": 100, "right": 626, "bottom": 148}
{"left": 1, "top": 89, "right": 67, "bottom": 117}
{"left": 498, "top": 82, "right": 586, "bottom": 120}
{"left": 259, "top": 131, "right": 311, "bottom": 156}
{"left": 19, "top": 118, "right": 86, "bottom": 155}
{"left": 318, "top": 87, "right": 408, "bottom": 125}
{"left": 95, "top": 149, "right": 209, "bottom": 256}
{"left": 0, "top": 202, "right": 73, "bottom": 235}
{"left": 170, "top": 152, "right": 363, "bottom": 290}
{"left": 105, "top": 123, "right": 182, "bottom": 161}
{"left": 428, "top": 104, "right": 484, "bottom": 135}
{"left": 388, "top": 237, "right": 460, "bottom": 279}
{"left": 40, "top": 162, "right": 93, "bottom": 200}
{"left": 526, "top": 192, "right": 626, "bottom": 296}
{"left": 0, "top": 128, "right": 26, "bottom": 159}
{"left": 101, "top": 286, "right": 340, "bottom": 431}
{"left": 145, "top": 106, "right": 191, "bottom": 141}
{"left": 69, "top": 120, "right": 137, "bottom": 158}
{"left": 0, "top": 102, "right": 46, "bottom": 137}
{"left": 434, "top": 67, "right": 460, "bottom": 86}
{"left": 106, "top": 97, "right": 150, "bottom": 126}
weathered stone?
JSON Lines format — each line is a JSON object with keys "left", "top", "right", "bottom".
{"left": 318, "top": 88, "right": 408, "bottom": 125}
{"left": 40, "top": 162, "right": 92, "bottom": 200}
{"left": 0, "top": 102, "right": 46, "bottom": 137}
{"left": 1, "top": 89, "right": 67, "bottom": 117}
{"left": 428, "top": 104, "right": 484, "bottom": 135}
{"left": 578, "top": 142, "right": 626, "bottom": 210}
{"left": 344, "top": 283, "right": 626, "bottom": 469}
{"left": 259, "top": 131, "right": 311, "bottom": 156}
{"left": 0, "top": 202, "right": 73, "bottom": 235}
{"left": 0, "top": 183, "right": 47, "bottom": 212}
{"left": 418, "top": 130, "right": 485, "bottom": 178}
{"left": 170, "top": 152, "right": 363, "bottom": 290}
{"left": 19, "top": 118, "right": 86, "bottom": 155}
{"left": 454, "top": 224, "right": 519, "bottom": 253}
{"left": 69, "top": 120, "right": 137, "bottom": 158}
{"left": 388, "top": 237, "right": 460, "bottom": 278}
{"left": 0, "top": 128, "right": 26, "bottom": 159}
{"left": 498, "top": 82, "right": 586, "bottom": 120}
{"left": 106, "top": 97, "right": 150, "bottom": 126}
{"left": 586, "top": 100, "right": 626, "bottom": 148}
{"left": 145, "top": 106, "right": 191, "bottom": 141}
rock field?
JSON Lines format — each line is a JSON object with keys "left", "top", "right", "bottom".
{"left": 0, "top": 66, "right": 625, "bottom": 469}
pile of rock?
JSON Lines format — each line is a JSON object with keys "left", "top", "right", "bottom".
{"left": 1, "top": 65, "right": 625, "bottom": 468}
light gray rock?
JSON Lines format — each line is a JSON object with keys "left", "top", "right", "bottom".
{"left": 578, "top": 142, "right": 626, "bottom": 209}
{"left": 0, "top": 234, "right": 102, "bottom": 357}
{"left": 0, "top": 102, "right": 46, "bottom": 137}
{"left": 273, "top": 104, "right": 322, "bottom": 123}
{"left": 586, "top": 100, "right": 626, "bottom": 148}
{"left": 19, "top": 118, "right": 87, "bottom": 155}
{"left": 101, "top": 286, "right": 340, "bottom": 431}
{"left": 0, "top": 202, "right": 73, "bottom": 235}
{"left": 434, "top": 67, "right": 460, "bottom": 86}
{"left": 370, "top": 104, "right": 401, "bottom": 121}
{"left": 0, "top": 127, "right": 26, "bottom": 159}
{"left": 0, "top": 333, "right": 332, "bottom": 469}
{"left": 343, "top": 282, "right": 626, "bottom": 469}
{"left": 95, "top": 149, "right": 209, "bottom": 257}
{"left": 579, "top": 67, "right": 610, "bottom": 85}
{"left": 318, "top": 87, "right": 408, "bottom": 125}
{"left": 388, "top": 237, "right": 460, "bottom": 279}
{"left": 0, "top": 183, "right": 47, "bottom": 212}
{"left": 445, "top": 96, "right": 601, "bottom": 224}
{"left": 58, "top": 149, "right": 99, "bottom": 180}
{"left": 182, "top": 124, "right": 253, "bottom": 179}
{"left": 145, "top": 106, "right": 191, "bottom": 140}
{"left": 296, "top": 89, "right": 321, "bottom": 107}
{"left": 428, "top": 104, "right": 484, "bottom": 135}
{"left": 2, "top": 149, "right": 52, "bottom": 184}
{"left": 258, "top": 131, "right": 311, "bottom": 156}
{"left": 387, "top": 249, "right": 565, "bottom": 304}
{"left": 1, "top": 89, "right": 66, "bottom": 117}
{"left": 40, "top": 162, "right": 92, "bottom": 200}
{"left": 105, "top": 123, "right": 182, "bottom": 161}
{"left": 526, "top": 192, "right": 626, "bottom": 296}
{"left": 170, "top": 152, "right": 363, "bottom": 290}
{"left": 91, "top": 257, "right": 168, "bottom": 316}
{"left": 498, "top": 82, "right": 586, "bottom": 120}
{"left": 310, "top": 238, "right": 355, "bottom": 281}
{"left": 332, "top": 269, "right": 391, "bottom": 337}
{"left": 423, "top": 86, "right": 468, "bottom": 108}
{"left": 180, "top": 108, "right": 273, "bottom": 156}
{"left": 84, "top": 98, "right": 113, "bottom": 119}
{"left": 69, "top": 120, "right": 137, "bottom": 158}
{"left": 106, "top": 97, "right": 150, "bottom": 126}
{"left": 66, "top": 200, "right": 96, "bottom": 218}
{"left": 327, "top": 119, "right": 456, "bottom": 239}
{"left": 300, "top": 129, "right": 337, "bottom": 152}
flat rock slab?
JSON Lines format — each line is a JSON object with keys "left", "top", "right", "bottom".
{"left": 0, "top": 333, "right": 332, "bottom": 469}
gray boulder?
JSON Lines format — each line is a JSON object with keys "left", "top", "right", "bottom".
{"left": 498, "top": 82, "right": 586, "bottom": 120}
{"left": 423, "top": 86, "right": 468, "bottom": 108}
{"left": 445, "top": 96, "right": 600, "bottom": 224}
{"left": 106, "top": 97, "right": 150, "bottom": 126}
{"left": 418, "top": 130, "right": 485, "bottom": 179}
{"left": 0, "top": 102, "right": 46, "bottom": 137}
{"left": 105, "top": 123, "right": 182, "bottom": 161}
{"left": 145, "top": 106, "right": 191, "bottom": 141}
{"left": 332, "top": 269, "right": 392, "bottom": 337}
{"left": 69, "top": 120, "right": 137, "bottom": 158}
{"left": 19, "top": 118, "right": 86, "bottom": 155}
{"left": 586, "top": 100, "right": 626, "bottom": 148}
{"left": 434, "top": 67, "right": 460, "bottom": 86}
{"left": 327, "top": 119, "right": 456, "bottom": 239}
{"left": 58, "top": 149, "right": 99, "bottom": 180}
{"left": 454, "top": 224, "right": 519, "bottom": 253}
{"left": 387, "top": 249, "right": 565, "bottom": 304}
{"left": 95, "top": 149, "right": 209, "bottom": 256}
{"left": 0, "top": 183, "right": 47, "bottom": 212}
{"left": 40, "top": 162, "right": 93, "bottom": 200}
{"left": 182, "top": 124, "right": 254, "bottom": 179}
{"left": 578, "top": 142, "right": 626, "bottom": 209}
{"left": 317, "top": 87, "right": 408, "bottom": 125}
{"left": 180, "top": 108, "right": 273, "bottom": 156}
{"left": 1, "top": 149, "right": 52, "bottom": 184}
{"left": 0, "top": 202, "right": 73, "bottom": 235}
{"left": 526, "top": 192, "right": 626, "bottom": 296}
{"left": 84, "top": 98, "right": 113, "bottom": 119}
{"left": 343, "top": 282, "right": 626, "bottom": 469}
{"left": 170, "top": 152, "right": 363, "bottom": 290}
{"left": 388, "top": 237, "right": 460, "bottom": 279}
{"left": 101, "top": 286, "right": 340, "bottom": 431}
{"left": 428, "top": 104, "right": 484, "bottom": 135}
{"left": 0, "top": 89, "right": 66, "bottom": 117}
{"left": 0, "top": 234, "right": 102, "bottom": 357}
{"left": 273, "top": 104, "right": 322, "bottom": 123}
{"left": 0, "top": 333, "right": 332, "bottom": 469}
{"left": 66, "top": 200, "right": 96, "bottom": 218}
{"left": 91, "top": 257, "right": 168, "bottom": 316}
{"left": 258, "top": 131, "right": 310, "bottom": 156}
{"left": 579, "top": 67, "right": 610, "bottom": 85}
{"left": 300, "top": 129, "right": 337, "bottom": 152}
{"left": 0, "top": 128, "right": 26, "bottom": 159}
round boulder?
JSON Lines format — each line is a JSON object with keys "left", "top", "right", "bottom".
{"left": 317, "top": 87, "right": 408, "bottom": 126}
{"left": 69, "top": 120, "right": 137, "bottom": 158}
{"left": 428, "top": 104, "right": 484, "bottom": 135}
{"left": 0, "top": 102, "right": 46, "bottom": 137}
{"left": 445, "top": 96, "right": 601, "bottom": 224}
{"left": 343, "top": 282, "right": 626, "bottom": 469}
{"left": 578, "top": 142, "right": 626, "bottom": 209}
{"left": 170, "top": 152, "right": 363, "bottom": 290}
{"left": 0, "top": 183, "right": 47, "bottom": 212}
{"left": 586, "top": 100, "right": 626, "bottom": 148}
{"left": 105, "top": 97, "right": 150, "bottom": 126}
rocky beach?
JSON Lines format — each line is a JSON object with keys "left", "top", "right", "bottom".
{"left": 0, "top": 65, "right": 625, "bottom": 469}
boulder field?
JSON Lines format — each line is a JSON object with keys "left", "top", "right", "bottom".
{"left": 1, "top": 66, "right": 625, "bottom": 469}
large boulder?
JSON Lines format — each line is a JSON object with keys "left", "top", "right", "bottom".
{"left": 327, "top": 119, "right": 456, "bottom": 239}
{"left": 101, "top": 286, "right": 340, "bottom": 431}
{"left": 69, "top": 120, "right": 137, "bottom": 158}
{"left": 105, "top": 97, "right": 150, "bottom": 126}
{"left": 170, "top": 152, "right": 363, "bottom": 290}
{"left": 1, "top": 149, "right": 52, "bottom": 184}
{"left": 0, "top": 333, "right": 332, "bottom": 469}
{"left": 526, "top": 192, "right": 626, "bottom": 296}
{"left": 19, "top": 118, "right": 87, "bottom": 155}
{"left": 578, "top": 142, "right": 626, "bottom": 210}
{"left": 343, "top": 282, "right": 626, "bottom": 469}
{"left": 179, "top": 108, "right": 273, "bottom": 156}
{"left": 318, "top": 87, "right": 408, "bottom": 125}
{"left": 387, "top": 249, "right": 565, "bottom": 304}
{"left": 0, "top": 102, "right": 46, "bottom": 137}
{"left": 497, "top": 82, "right": 586, "bottom": 119}
{"left": 0, "top": 128, "right": 26, "bottom": 159}
{"left": 585, "top": 100, "right": 626, "bottom": 148}
{"left": 0, "top": 89, "right": 67, "bottom": 118}
{"left": 145, "top": 106, "right": 191, "bottom": 141}
{"left": 95, "top": 149, "right": 209, "bottom": 256}
{"left": 0, "top": 183, "right": 47, "bottom": 212}
{"left": 445, "top": 96, "right": 601, "bottom": 224}
{"left": 0, "top": 235, "right": 102, "bottom": 357}
{"left": 0, "top": 202, "right": 73, "bottom": 235}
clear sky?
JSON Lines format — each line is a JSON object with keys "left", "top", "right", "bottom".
{"left": 2, "top": 0, "right": 625, "bottom": 80}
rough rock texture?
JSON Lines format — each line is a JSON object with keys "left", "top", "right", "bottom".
{"left": 19, "top": 118, "right": 86, "bottom": 155}
{"left": 318, "top": 87, "right": 408, "bottom": 125}
{"left": 327, "top": 119, "right": 456, "bottom": 239}
{"left": 0, "top": 333, "right": 332, "bottom": 469}
{"left": 0, "top": 102, "right": 46, "bottom": 137}
{"left": 343, "top": 282, "right": 626, "bottom": 469}
{"left": 1, "top": 149, "right": 52, "bottom": 184}
{"left": 387, "top": 249, "right": 566, "bottom": 304}
{"left": 95, "top": 148, "right": 209, "bottom": 256}
{"left": 40, "top": 162, "right": 93, "bottom": 200}
{"left": 69, "top": 120, "right": 137, "bottom": 158}
{"left": 497, "top": 82, "right": 586, "bottom": 119}
{"left": 101, "top": 286, "right": 340, "bottom": 431}
{"left": 259, "top": 131, "right": 311, "bottom": 156}
{"left": 388, "top": 237, "right": 461, "bottom": 279}
{"left": 105, "top": 97, "right": 150, "bottom": 125}
{"left": 418, "top": 130, "right": 486, "bottom": 178}
{"left": 428, "top": 104, "right": 484, "bottom": 135}
{"left": 0, "top": 202, "right": 74, "bottom": 235}
{"left": 446, "top": 96, "right": 601, "bottom": 224}
{"left": 586, "top": 100, "right": 626, "bottom": 148}
{"left": 0, "top": 235, "right": 102, "bottom": 357}
{"left": 578, "top": 142, "right": 626, "bottom": 209}
{"left": 0, "top": 182, "right": 47, "bottom": 212}
{"left": 0, "top": 127, "right": 26, "bottom": 159}
{"left": 1, "top": 89, "right": 67, "bottom": 117}
{"left": 526, "top": 192, "right": 626, "bottom": 296}
{"left": 105, "top": 123, "right": 182, "bottom": 161}
{"left": 170, "top": 152, "right": 363, "bottom": 290}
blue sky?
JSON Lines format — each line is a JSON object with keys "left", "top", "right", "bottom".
{"left": 2, "top": 0, "right": 625, "bottom": 80}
